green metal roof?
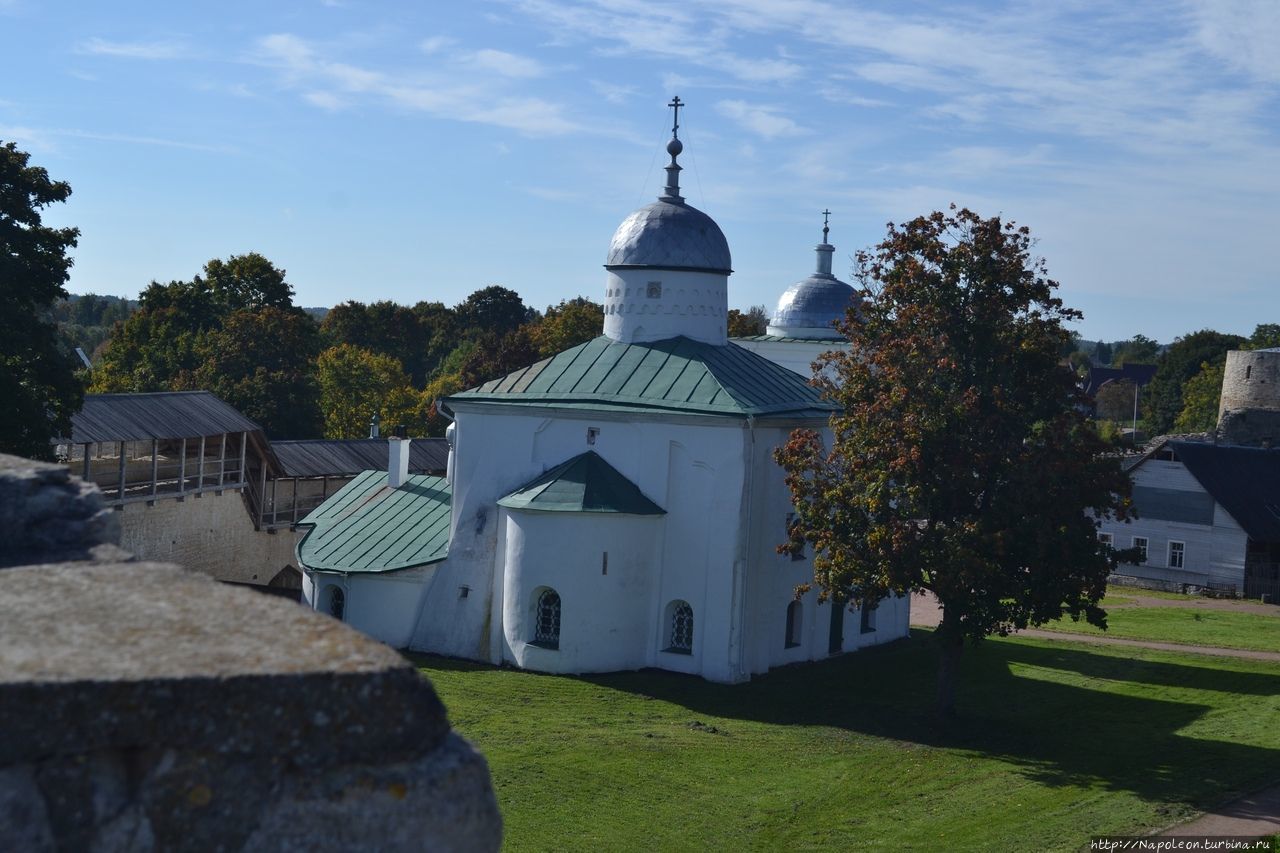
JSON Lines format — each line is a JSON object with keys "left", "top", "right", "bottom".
{"left": 295, "top": 470, "right": 452, "bottom": 573}
{"left": 449, "top": 336, "right": 836, "bottom": 418}
{"left": 498, "top": 451, "right": 665, "bottom": 515}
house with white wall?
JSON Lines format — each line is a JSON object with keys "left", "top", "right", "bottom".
{"left": 1098, "top": 439, "right": 1280, "bottom": 596}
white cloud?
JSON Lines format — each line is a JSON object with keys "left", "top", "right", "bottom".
{"left": 467, "top": 48, "right": 546, "bottom": 78}
{"left": 716, "top": 100, "right": 806, "bottom": 139}
{"left": 254, "top": 33, "right": 581, "bottom": 136}
{"left": 77, "top": 37, "right": 187, "bottom": 60}
{"left": 590, "top": 80, "right": 637, "bottom": 103}
{"left": 419, "top": 35, "right": 456, "bottom": 55}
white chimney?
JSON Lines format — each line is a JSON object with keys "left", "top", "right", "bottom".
{"left": 445, "top": 422, "right": 456, "bottom": 487}
{"left": 387, "top": 437, "right": 411, "bottom": 488}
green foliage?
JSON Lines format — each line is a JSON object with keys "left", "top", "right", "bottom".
{"left": 1111, "top": 334, "right": 1160, "bottom": 366}
{"left": 1247, "top": 323, "right": 1280, "bottom": 350}
{"left": 774, "top": 207, "right": 1132, "bottom": 713}
{"left": 316, "top": 344, "right": 425, "bottom": 439}
{"left": 459, "top": 327, "right": 539, "bottom": 389}
{"left": 1095, "top": 378, "right": 1138, "bottom": 423}
{"left": 1093, "top": 340, "right": 1113, "bottom": 365}
{"left": 1144, "top": 329, "right": 1244, "bottom": 434}
{"left": 0, "top": 141, "right": 83, "bottom": 458}
{"left": 418, "top": 635, "right": 1280, "bottom": 849}
{"left": 202, "top": 253, "right": 295, "bottom": 312}
{"left": 1173, "top": 361, "right": 1225, "bottom": 433}
{"left": 194, "top": 307, "right": 323, "bottom": 438}
{"left": 726, "top": 304, "right": 769, "bottom": 337}
{"left": 529, "top": 298, "right": 603, "bottom": 357}
{"left": 455, "top": 284, "right": 532, "bottom": 336}
{"left": 321, "top": 300, "right": 455, "bottom": 385}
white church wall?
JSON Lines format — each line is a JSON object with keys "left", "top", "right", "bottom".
{"left": 603, "top": 269, "right": 729, "bottom": 345}
{"left": 731, "top": 339, "right": 846, "bottom": 380}
{"left": 303, "top": 566, "right": 436, "bottom": 648}
{"left": 498, "top": 509, "right": 660, "bottom": 673}
{"left": 412, "top": 403, "right": 753, "bottom": 680}
{"left": 741, "top": 423, "right": 912, "bottom": 675}
{"left": 656, "top": 435, "right": 753, "bottom": 681}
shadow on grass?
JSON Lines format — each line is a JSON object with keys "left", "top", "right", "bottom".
{"left": 554, "top": 630, "right": 1280, "bottom": 809}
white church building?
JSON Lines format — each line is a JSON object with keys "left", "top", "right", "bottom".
{"left": 297, "top": 102, "right": 909, "bottom": 683}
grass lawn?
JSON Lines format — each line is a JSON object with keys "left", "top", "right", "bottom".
{"left": 1044, "top": 606, "right": 1280, "bottom": 653}
{"left": 415, "top": 631, "right": 1280, "bottom": 851}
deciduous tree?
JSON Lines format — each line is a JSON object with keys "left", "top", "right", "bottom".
{"left": 727, "top": 304, "right": 769, "bottom": 337}
{"left": 0, "top": 141, "right": 83, "bottom": 458}
{"left": 316, "top": 344, "right": 421, "bottom": 439}
{"left": 1173, "top": 361, "right": 1224, "bottom": 434}
{"left": 529, "top": 297, "right": 603, "bottom": 357}
{"left": 1144, "top": 330, "right": 1243, "bottom": 434}
{"left": 775, "top": 207, "right": 1133, "bottom": 716}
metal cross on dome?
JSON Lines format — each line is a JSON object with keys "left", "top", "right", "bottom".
{"left": 822, "top": 208, "right": 831, "bottom": 242}
{"left": 669, "top": 95, "right": 683, "bottom": 139}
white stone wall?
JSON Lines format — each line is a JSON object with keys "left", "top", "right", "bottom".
{"left": 498, "top": 509, "right": 661, "bottom": 673}
{"left": 602, "top": 268, "right": 729, "bottom": 344}
{"left": 116, "top": 490, "right": 299, "bottom": 585}
{"left": 731, "top": 338, "right": 848, "bottom": 379}
{"left": 741, "top": 424, "right": 910, "bottom": 676}
{"left": 412, "top": 404, "right": 752, "bottom": 681}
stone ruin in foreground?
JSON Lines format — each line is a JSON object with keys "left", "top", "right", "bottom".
{"left": 0, "top": 453, "right": 502, "bottom": 852}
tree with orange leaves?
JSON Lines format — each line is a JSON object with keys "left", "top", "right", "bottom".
{"left": 775, "top": 206, "right": 1133, "bottom": 716}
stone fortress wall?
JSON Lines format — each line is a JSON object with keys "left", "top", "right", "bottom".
{"left": 1218, "top": 349, "right": 1280, "bottom": 447}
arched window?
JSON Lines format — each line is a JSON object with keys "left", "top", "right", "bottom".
{"left": 667, "top": 600, "right": 693, "bottom": 654}
{"left": 785, "top": 601, "right": 803, "bottom": 648}
{"left": 533, "top": 588, "right": 561, "bottom": 649}
{"left": 326, "top": 586, "right": 345, "bottom": 621}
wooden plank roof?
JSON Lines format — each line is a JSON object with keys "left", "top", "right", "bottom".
{"left": 295, "top": 470, "right": 452, "bottom": 573}
{"left": 271, "top": 439, "right": 448, "bottom": 478}
{"left": 64, "top": 392, "right": 263, "bottom": 443}
{"left": 450, "top": 335, "right": 836, "bottom": 418}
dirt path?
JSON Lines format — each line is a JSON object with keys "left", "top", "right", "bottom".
{"left": 1107, "top": 593, "right": 1279, "bottom": 617}
{"left": 1166, "top": 784, "right": 1280, "bottom": 837}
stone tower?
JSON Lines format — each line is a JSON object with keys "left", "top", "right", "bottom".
{"left": 1217, "top": 348, "right": 1280, "bottom": 446}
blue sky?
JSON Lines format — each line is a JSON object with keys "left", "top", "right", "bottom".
{"left": 2, "top": 0, "right": 1277, "bottom": 342}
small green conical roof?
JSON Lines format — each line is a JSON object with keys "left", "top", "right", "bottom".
{"left": 498, "top": 451, "right": 665, "bottom": 515}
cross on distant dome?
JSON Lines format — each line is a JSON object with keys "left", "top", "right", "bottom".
{"left": 822, "top": 209, "right": 831, "bottom": 243}
{"left": 669, "top": 95, "right": 683, "bottom": 139}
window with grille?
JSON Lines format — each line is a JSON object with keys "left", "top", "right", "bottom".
{"left": 326, "top": 587, "right": 345, "bottom": 621}
{"left": 533, "top": 588, "right": 561, "bottom": 648}
{"left": 1169, "top": 541, "right": 1185, "bottom": 569}
{"left": 667, "top": 601, "right": 693, "bottom": 654}
{"left": 1133, "top": 537, "right": 1148, "bottom": 563}
{"left": 1098, "top": 532, "right": 1113, "bottom": 547}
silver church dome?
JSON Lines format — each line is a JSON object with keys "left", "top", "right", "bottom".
{"left": 769, "top": 274, "right": 857, "bottom": 339}
{"left": 767, "top": 214, "right": 859, "bottom": 340}
{"left": 605, "top": 200, "right": 732, "bottom": 274}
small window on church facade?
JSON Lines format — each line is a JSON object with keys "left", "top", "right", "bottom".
{"left": 326, "top": 586, "right": 345, "bottom": 621}
{"left": 646, "top": 281, "right": 662, "bottom": 299}
{"left": 666, "top": 600, "right": 693, "bottom": 654}
{"left": 860, "top": 601, "right": 877, "bottom": 634}
{"left": 785, "top": 601, "right": 803, "bottom": 648}
{"left": 533, "top": 588, "right": 561, "bottom": 649}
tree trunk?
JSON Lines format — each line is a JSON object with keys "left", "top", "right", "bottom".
{"left": 936, "top": 608, "right": 964, "bottom": 718}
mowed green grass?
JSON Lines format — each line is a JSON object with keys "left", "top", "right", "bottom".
{"left": 1045, "top": 606, "right": 1280, "bottom": 653}
{"left": 415, "top": 631, "right": 1280, "bottom": 852}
